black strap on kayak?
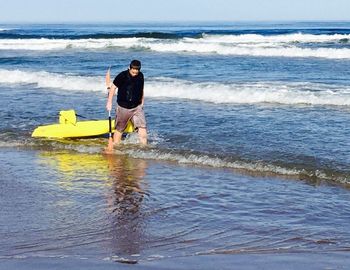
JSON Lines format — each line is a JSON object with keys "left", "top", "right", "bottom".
{"left": 75, "top": 113, "right": 99, "bottom": 121}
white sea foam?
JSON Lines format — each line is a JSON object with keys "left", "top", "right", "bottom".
{"left": 0, "top": 69, "right": 103, "bottom": 91}
{"left": 0, "top": 38, "right": 139, "bottom": 51}
{"left": 0, "top": 141, "right": 24, "bottom": 148}
{"left": 146, "top": 77, "right": 350, "bottom": 106}
{"left": 202, "top": 33, "right": 350, "bottom": 44}
{"left": 1, "top": 69, "right": 349, "bottom": 106}
{"left": 0, "top": 33, "right": 350, "bottom": 59}
{"left": 144, "top": 38, "right": 350, "bottom": 59}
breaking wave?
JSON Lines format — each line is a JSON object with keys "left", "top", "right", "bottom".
{"left": 0, "top": 69, "right": 349, "bottom": 106}
{"left": 146, "top": 78, "right": 350, "bottom": 106}
{"left": 0, "top": 69, "right": 103, "bottom": 91}
{"left": 0, "top": 33, "right": 350, "bottom": 59}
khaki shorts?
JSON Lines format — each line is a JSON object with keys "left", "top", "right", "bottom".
{"left": 115, "top": 105, "right": 147, "bottom": 132}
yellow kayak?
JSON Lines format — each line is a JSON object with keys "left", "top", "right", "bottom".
{"left": 32, "top": 110, "right": 134, "bottom": 138}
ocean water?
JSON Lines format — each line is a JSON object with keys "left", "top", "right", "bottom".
{"left": 0, "top": 22, "right": 350, "bottom": 269}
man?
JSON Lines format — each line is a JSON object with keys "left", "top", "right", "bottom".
{"left": 106, "top": 60, "right": 147, "bottom": 145}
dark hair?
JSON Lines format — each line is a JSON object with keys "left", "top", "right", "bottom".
{"left": 130, "top": 59, "right": 141, "bottom": 70}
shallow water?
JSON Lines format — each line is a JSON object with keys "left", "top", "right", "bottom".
{"left": 1, "top": 148, "right": 350, "bottom": 265}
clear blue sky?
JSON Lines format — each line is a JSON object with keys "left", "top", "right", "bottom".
{"left": 0, "top": 0, "right": 349, "bottom": 23}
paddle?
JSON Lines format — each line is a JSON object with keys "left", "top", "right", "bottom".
{"left": 106, "top": 66, "right": 111, "bottom": 87}
{"left": 107, "top": 110, "right": 113, "bottom": 150}
{"left": 105, "top": 67, "right": 114, "bottom": 152}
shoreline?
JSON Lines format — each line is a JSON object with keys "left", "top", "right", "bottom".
{"left": 2, "top": 252, "right": 350, "bottom": 270}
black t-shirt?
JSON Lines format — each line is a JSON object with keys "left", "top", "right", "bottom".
{"left": 113, "top": 70, "right": 144, "bottom": 109}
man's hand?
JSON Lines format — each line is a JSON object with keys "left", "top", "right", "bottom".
{"left": 106, "top": 101, "right": 112, "bottom": 111}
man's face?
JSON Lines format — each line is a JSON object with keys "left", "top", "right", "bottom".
{"left": 129, "top": 67, "right": 140, "bottom": 77}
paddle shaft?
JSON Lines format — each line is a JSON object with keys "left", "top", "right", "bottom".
{"left": 108, "top": 110, "right": 112, "bottom": 138}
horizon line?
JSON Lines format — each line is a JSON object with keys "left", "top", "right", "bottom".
{"left": 1, "top": 19, "right": 350, "bottom": 25}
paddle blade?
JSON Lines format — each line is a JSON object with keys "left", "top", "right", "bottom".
{"left": 105, "top": 67, "right": 111, "bottom": 88}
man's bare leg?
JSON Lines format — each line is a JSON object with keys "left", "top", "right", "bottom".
{"left": 138, "top": 127, "right": 147, "bottom": 145}
{"left": 113, "top": 130, "right": 123, "bottom": 145}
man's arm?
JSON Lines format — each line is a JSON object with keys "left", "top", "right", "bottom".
{"left": 141, "top": 77, "right": 144, "bottom": 107}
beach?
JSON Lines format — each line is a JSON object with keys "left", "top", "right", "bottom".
{"left": 0, "top": 22, "right": 350, "bottom": 269}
